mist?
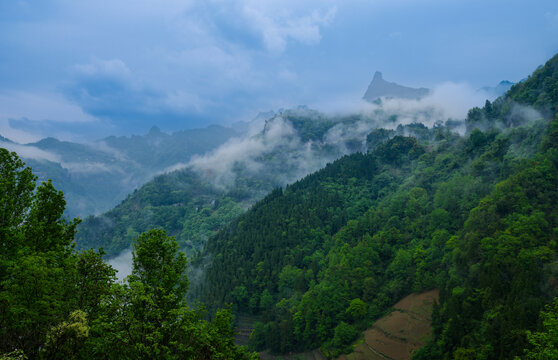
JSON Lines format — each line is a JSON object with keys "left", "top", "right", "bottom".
{"left": 107, "top": 249, "right": 133, "bottom": 282}
{"left": 0, "top": 141, "right": 61, "bottom": 163}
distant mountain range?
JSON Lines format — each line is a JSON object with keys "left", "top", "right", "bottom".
{"left": 363, "top": 71, "right": 430, "bottom": 102}
{"left": 479, "top": 80, "right": 515, "bottom": 97}
{"left": 0, "top": 73, "right": 515, "bottom": 219}
{"left": 0, "top": 125, "right": 239, "bottom": 218}
{"left": 363, "top": 72, "right": 515, "bottom": 103}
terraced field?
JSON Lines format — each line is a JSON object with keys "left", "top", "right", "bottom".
{"left": 237, "top": 290, "right": 438, "bottom": 360}
{"left": 339, "top": 289, "right": 439, "bottom": 360}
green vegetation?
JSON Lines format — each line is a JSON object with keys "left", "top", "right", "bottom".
{"left": 0, "top": 148, "right": 256, "bottom": 359}
{"left": 75, "top": 112, "right": 444, "bottom": 262}
{"left": 519, "top": 298, "right": 558, "bottom": 359}
{"left": 5, "top": 53, "right": 558, "bottom": 359}
{"left": 75, "top": 168, "right": 254, "bottom": 257}
{"left": 196, "top": 54, "right": 558, "bottom": 358}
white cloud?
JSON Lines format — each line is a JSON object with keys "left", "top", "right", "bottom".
{"left": 314, "top": 81, "right": 493, "bottom": 126}
{"left": 168, "top": 45, "right": 258, "bottom": 89}
{"left": 0, "top": 140, "right": 61, "bottom": 162}
{"left": 74, "top": 58, "right": 131, "bottom": 80}
{"left": 0, "top": 91, "right": 97, "bottom": 124}
{"left": 60, "top": 162, "right": 114, "bottom": 174}
{"left": 239, "top": 2, "right": 337, "bottom": 52}
{"left": 0, "top": 91, "right": 99, "bottom": 143}
{"left": 175, "top": 117, "right": 300, "bottom": 188}
{"left": 68, "top": 58, "right": 210, "bottom": 120}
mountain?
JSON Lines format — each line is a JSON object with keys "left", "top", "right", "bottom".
{"left": 99, "top": 124, "right": 239, "bottom": 170}
{"left": 73, "top": 53, "right": 558, "bottom": 358}
{"left": 231, "top": 111, "right": 276, "bottom": 133}
{"left": 0, "top": 125, "right": 239, "bottom": 218}
{"left": 73, "top": 110, "right": 373, "bottom": 256}
{"left": 194, "top": 54, "right": 558, "bottom": 358}
{"left": 75, "top": 105, "right": 460, "bottom": 259}
{"left": 479, "top": 80, "right": 515, "bottom": 98}
{"left": 363, "top": 71, "right": 430, "bottom": 102}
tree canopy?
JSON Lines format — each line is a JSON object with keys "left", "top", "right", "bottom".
{"left": 0, "top": 148, "right": 257, "bottom": 359}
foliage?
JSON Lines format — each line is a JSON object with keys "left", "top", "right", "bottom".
{"left": 198, "top": 124, "right": 509, "bottom": 354}
{"left": 519, "top": 298, "right": 558, "bottom": 360}
{"left": 0, "top": 149, "right": 257, "bottom": 359}
{"left": 75, "top": 169, "right": 251, "bottom": 257}
{"left": 196, "top": 54, "right": 558, "bottom": 357}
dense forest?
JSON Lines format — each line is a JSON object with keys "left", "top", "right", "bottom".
{"left": 195, "top": 54, "right": 558, "bottom": 358}
{"left": 75, "top": 106, "right": 437, "bottom": 258}
{"left": 0, "top": 148, "right": 257, "bottom": 359}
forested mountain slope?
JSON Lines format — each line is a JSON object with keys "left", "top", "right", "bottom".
{"left": 197, "top": 54, "right": 558, "bottom": 358}
{"left": 76, "top": 107, "right": 445, "bottom": 258}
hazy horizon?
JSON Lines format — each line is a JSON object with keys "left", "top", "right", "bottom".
{"left": 1, "top": 0, "right": 557, "bottom": 143}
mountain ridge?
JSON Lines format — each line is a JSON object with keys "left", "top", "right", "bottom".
{"left": 0, "top": 124, "right": 239, "bottom": 217}
{"left": 363, "top": 71, "right": 430, "bottom": 102}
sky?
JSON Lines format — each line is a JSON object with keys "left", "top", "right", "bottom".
{"left": 1, "top": 0, "right": 557, "bottom": 143}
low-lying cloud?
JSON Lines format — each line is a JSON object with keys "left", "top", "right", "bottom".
{"left": 165, "top": 81, "right": 520, "bottom": 191}
{"left": 188, "top": 117, "right": 298, "bottom": 188}
{"left": 107, "top": 249, "right": 133, "bottom": 282}
{"left": 0, "top": 141, "right": 61, "bottom": 163}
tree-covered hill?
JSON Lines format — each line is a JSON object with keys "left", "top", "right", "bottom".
{"left": 196, "top": 54, "right": 558, "bottom": 358}
{"left": 76, "top": 107, "right": 447, "bottom": 259}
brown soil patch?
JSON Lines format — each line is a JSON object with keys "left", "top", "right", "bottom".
{"left": 392, "top": 289, "right": 439, "bottom": 321}
{"left": 337, "top": 289, "right": 439, "bottom": 360}
{"left": 374, "top": 310, "right": 432, "bottom": 345}
{"left": 260, "top": 350, "right": 327, "bottom": 360}
{"left": 363, "top": 328, "right": 412, "bottom": 360}
{"left": 339, "top": 343, "right": 384, "bottom": 360}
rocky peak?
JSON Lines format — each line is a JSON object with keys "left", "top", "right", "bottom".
{"left": 363, "top": 72, "right": 430, "bottom": 102}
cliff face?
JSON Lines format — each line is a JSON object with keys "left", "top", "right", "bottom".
{"left": 363, "top": 71, "right": 430, "bottom": 102}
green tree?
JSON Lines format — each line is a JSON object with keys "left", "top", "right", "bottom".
{"left": 129, "top": 229, "right": 188, "bottom": 313}
{"left": 93, "top": 229, "right": 258, "bottom": 359}
{"left": 42, "top": 310, "right": 89, "bottom": 359}
{"left": 520, "top": 298, "right": 558, "bottom": 360}
{"left": 332, "top": 322, "right": 358, "bottom": 349}
{"left": 345, "top": 298, "right": 367, "bottom": 322}
{"left": 0, "top": 149, "right": 80, "bottom": 358}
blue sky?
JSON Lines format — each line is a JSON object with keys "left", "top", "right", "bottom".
{"left": 1, "top": 0, "right": 557, "bottom": 142}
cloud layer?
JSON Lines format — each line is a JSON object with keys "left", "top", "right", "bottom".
{"left": 1, "top": 0, "right": 557, "bottom": 141}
